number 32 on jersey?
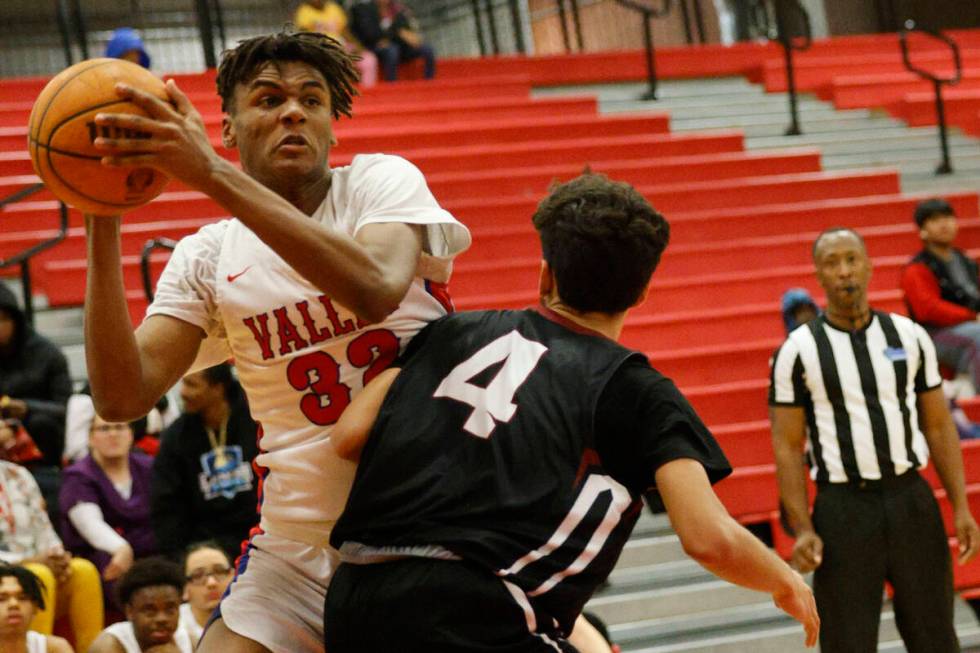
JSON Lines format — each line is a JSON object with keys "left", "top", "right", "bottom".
{"left": 434, "top": 330, "right": 548, "bottom": 439}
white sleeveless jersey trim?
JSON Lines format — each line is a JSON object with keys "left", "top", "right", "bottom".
{"left": 105, "top": 621, "right": 193, "bottom": 653}
{"left": 145, "top": 153, "right": 469, "bottom": 548}
{"left": 26, "top": 631, "right": 47, "bottom": 653}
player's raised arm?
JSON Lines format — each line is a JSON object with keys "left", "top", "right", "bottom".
{"left": 84, "top": 215, "right": 203, "bottom": 422}
{"left": 92, "top": 46, "right": 446, "bottom": 324}
{"left": 657, "top": 458, "right": 820, "bottom": 647}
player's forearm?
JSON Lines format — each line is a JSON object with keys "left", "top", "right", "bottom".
{"left": 691, "top": 517, "right": 801, "bottom": 596}
{"left": 84, "top": 217, "right": 149, "bottom": 420}
{"left": 773, "top": 436, "right": 815, "bottom": 535}
{"left": 201, "top": 159, "right": 409, "bottom": 322}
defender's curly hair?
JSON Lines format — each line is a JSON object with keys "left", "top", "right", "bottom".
{"left": 216, "top": 30, "right": 360, "bottom": 119}
{"left": 532, "top": 173, "right": 669, "bottom": 314}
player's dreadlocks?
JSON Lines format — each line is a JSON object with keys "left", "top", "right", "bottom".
{"left": 215, "top": 30, "right": 360, "bottom": 119}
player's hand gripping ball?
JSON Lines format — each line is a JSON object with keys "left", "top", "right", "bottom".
{"left": 28, "top": 58, "right": 171, "bottom": 214}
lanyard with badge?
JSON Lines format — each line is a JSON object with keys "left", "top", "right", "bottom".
{"left": 206, "top": 417, "right": 230, "bottom": 468}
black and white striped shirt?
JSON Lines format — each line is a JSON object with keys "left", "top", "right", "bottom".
{"left": 769, "top": 311, "right": 943, "bottom": 482}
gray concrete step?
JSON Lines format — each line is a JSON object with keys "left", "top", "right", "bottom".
{"left": 616, "top": 534, "right": 690, "bottom": 568}
{"left": 587, "top": 579, "right": 766, "bottom": 625}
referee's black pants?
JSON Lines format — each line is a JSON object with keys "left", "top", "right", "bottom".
{"left": 812, "top": 471, "right": 958, "bottom": 653}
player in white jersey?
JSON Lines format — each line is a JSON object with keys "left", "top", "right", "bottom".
{"left": 82, "top": 31, "right": 470, "bottom": 653}
{"left": 0, "top": 566, "right": 71, "bottom": 653}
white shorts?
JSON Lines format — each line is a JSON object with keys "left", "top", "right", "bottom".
{"left": 218, "top": 532, "right": 339, "bottom": 653}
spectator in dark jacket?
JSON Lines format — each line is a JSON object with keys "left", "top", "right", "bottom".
{"left": 151, "top": 364, "right": 258, "bottom": 562}
{"left": 350, "top": 0, "right": 435, "bottom": 81}
{"left": 901, "top": 198, "right": 980, "bottom": 393}
{"left": 0, "top": 284, "right": 72, "bottom": 523}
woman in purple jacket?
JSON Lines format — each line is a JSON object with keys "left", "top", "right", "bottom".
{"left": 59, "top": 411, "right": 156, "bottom": 601}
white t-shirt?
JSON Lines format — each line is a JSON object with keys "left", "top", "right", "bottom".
{"left": 104, "top": 621, "right": 193, "bottom": 653}
{"left": 26, "top": 631, "right": 47, "bottom": 653}
{"left": 146, "top": 153, "right": 471, "bottom": 549}
{"left": 179, "top": 602, "right": 204, "bottom": 644}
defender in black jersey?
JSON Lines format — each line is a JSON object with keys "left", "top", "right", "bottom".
{"left": 324, "top": 174, "right": 820, "bottom": 652}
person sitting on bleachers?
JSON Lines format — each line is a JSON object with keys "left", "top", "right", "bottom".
{"left": 0, "top": 565, "right": 73, "bottom": 653}
{"left": 350, "top": 0, "right": 435, "bottom": 81}
{"left": 104, "top": 28, "right": 151, "bottom": 69}
{"left": 58, "top": 414, "right": 156, "bottom": 606}
{"left": 294, "top": 0, "right": 378, "bottom": 87}
{"left": 0, "top": 284, "right": 72, "bottom": 527}
{"left": 0, "top": 460, "right": 102, "bottom": 651}
{"left": 178, "top": 542, "right": 233, "bottom": 646}
{"left": 901, "top": 198, "right": 980, "bottom": 396}
{"left": 151, "top": 365, "right": 258, "bottom": 563}
{"left": 65, "top": 391, "right": 176, "bottom": 464}
{"left": 87, "top": 558, "right": 192, "bottom": 653}
{"left": 780, "top": 287, "right": 819, "bottom": 335}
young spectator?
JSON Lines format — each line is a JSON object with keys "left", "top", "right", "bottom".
{"left": 59, "top": 415, "right": 156, "bottom": 589}
{"left": 351, "top": 0, "right": 435, "bottom": 81}
{"left": 0, "top": 285, "right": 72, "bottom": 525}
{"left": 0, "top": 565, "right": 72, "bottom": 653}
{"left": 178, "top": 542, "right": 233, "bottom": 645}
{"left": 104, "top": 28, "right": 151, "bottom": 69}
{"left": 151, "top": 364, "right": 258, "bottom": 562}
{"left": 780, "top": 287, "right": 820, "bottom": 335}
{"left": 88, "top": 558, "right": 192, "bottom": 653}
{"left": 0, "top": 460, "right": 102, "bottom": 651}
{"left": 901, "top": 198, "right": 980, "bottom": 394}
{"left": 294, "top": 0, "right": 378, "bottom": 87}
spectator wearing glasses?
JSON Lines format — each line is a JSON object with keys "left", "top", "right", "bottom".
{"left": 59, "top": 414, "right": 156, "bottom": 597}
{"left": 179, "top": 542, "right": 233, "bottom": 645}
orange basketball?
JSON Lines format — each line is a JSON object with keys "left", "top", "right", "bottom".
{"left": 28, "top": 58, "right": 171, "bottom": 215}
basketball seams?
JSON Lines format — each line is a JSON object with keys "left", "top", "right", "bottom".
{"left": 29, "top": 59, "right": 169, "bottom": 213}
{"left": 31, "top": 58, "right": 114, "bottom": 149}
{"left": 29, "top": 58, "right": 114, "bottom": 188}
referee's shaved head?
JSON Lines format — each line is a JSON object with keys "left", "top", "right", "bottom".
{"left": 812, "top": 227, "right": 866, "bottom": 261}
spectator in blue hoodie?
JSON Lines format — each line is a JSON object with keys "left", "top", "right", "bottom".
{"left": 104, "top": 27, "right": 151, "bottom": 68}
{"left": 780, "top": 287, "right": 820, "bottom": 335}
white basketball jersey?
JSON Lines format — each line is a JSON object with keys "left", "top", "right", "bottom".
{"left": 26, "top": 631, "right": 47, "bottom": 653}
{"left": 147, "top": 154, "right": 471, "bottom": 548}
{"left": 104, "top": 621, "right": 194, "bottom": 653}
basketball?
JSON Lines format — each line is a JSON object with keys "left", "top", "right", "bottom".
{"left": 27, "top": 58, "right": 171, "bottom": 215}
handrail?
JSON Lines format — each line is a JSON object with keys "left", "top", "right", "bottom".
{"left": 612, "top": 0, "right": 674, "bottom": 100}
{"left": 900, "top": 20, "right": 962, "bottom": 174}
{"left": 772, "top": 0, "right": 812, "bottom": 136}
{"left": 899, "top": 21, "right": 962, "bottom": 85}
{"left": 0, "top": 184, "right": 69, "bottom": 328}
{"left": 140, "top": 237, "right": 177, "bottom": 304}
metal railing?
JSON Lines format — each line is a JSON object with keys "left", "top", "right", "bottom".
{"left": 613, "top": 0, "right": 674, "bottom": 101}
{"left": 899, "top": 20, "right": 962, "bottom": 175}
{"left": 771, "top": 0, "right": 812, "bottom": 136}
{"left": 140, "top": 237, "right": 176, "bottom": 304}
{"left": 0, "top": 184, "right": 69, "bottom": 327}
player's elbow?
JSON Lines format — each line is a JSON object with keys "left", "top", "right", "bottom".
{"left": 91, "top": 393, "right": 149, "bottom": 424}
{"left": 678, "top": 521, "right": 738, "bottom": 567}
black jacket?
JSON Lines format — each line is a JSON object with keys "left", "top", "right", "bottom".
{"left": 350, "top": 2, "right": 412, "bottom": 49}
{"left": 150, "top": 385, "right": 260, "bottom": 561}
{"left": 0, "top": 285, "right": 71, "bottom": 465}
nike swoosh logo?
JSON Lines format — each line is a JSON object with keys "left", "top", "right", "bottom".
{"left": 227, "top": 266, "right": 252, "bottom": 283}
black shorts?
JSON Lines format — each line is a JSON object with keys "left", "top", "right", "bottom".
{"left": 324, "top": 558, "right": 578, "bottom": 653}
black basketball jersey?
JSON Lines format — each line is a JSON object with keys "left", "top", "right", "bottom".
{"left": 331, "top": 306, "right": 730, "bottom": 633}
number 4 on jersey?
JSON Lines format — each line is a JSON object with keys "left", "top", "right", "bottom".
{"left": 433, "top": 330, "right": 548, "bottom": 439}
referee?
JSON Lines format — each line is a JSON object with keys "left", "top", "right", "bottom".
{"left": 770, "top": 227, "right": 980, "bottom": 653}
